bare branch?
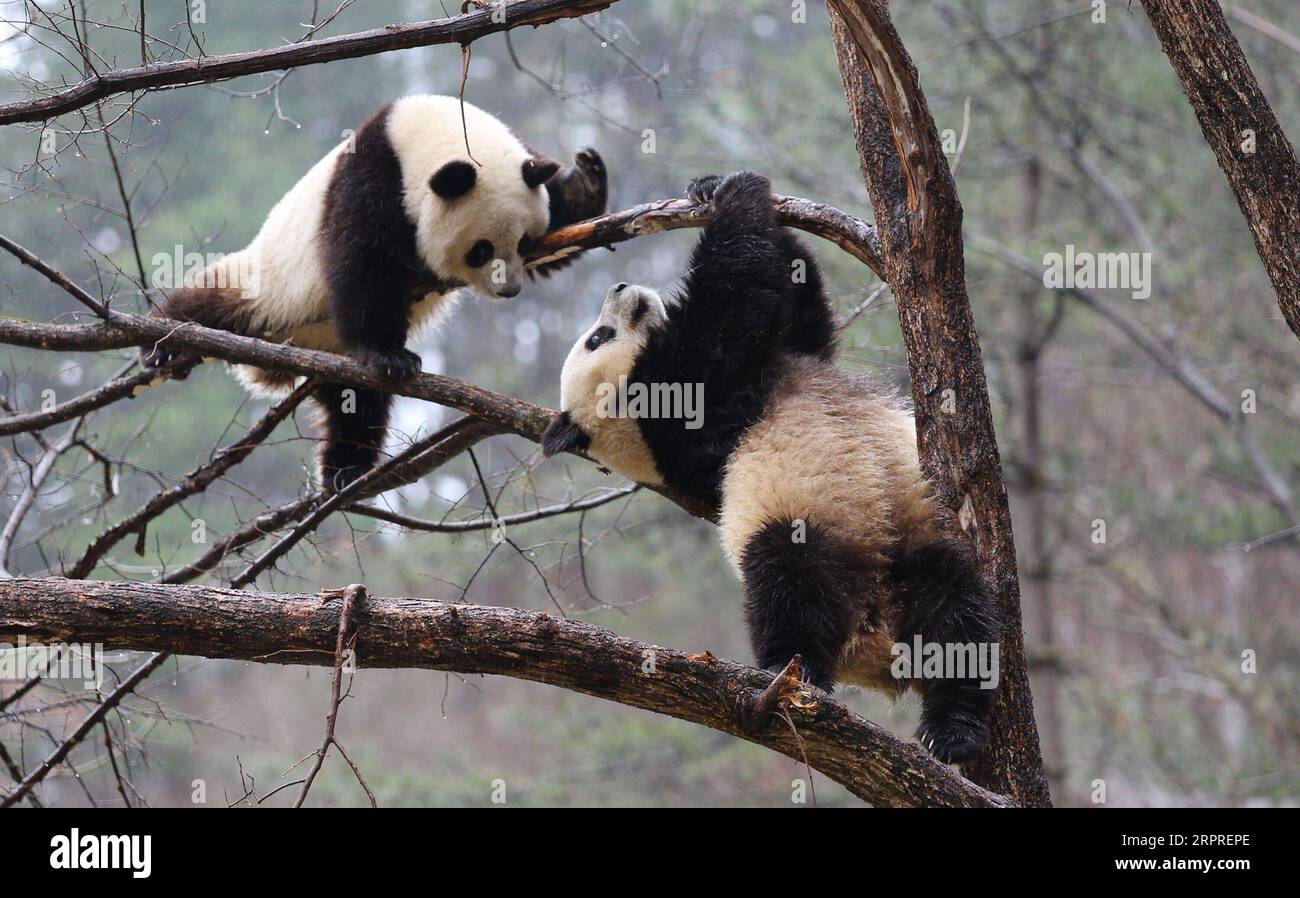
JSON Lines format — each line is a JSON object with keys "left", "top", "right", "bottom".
{"left": 0, "top": 651, "right": 166, "bottom": 809}
{"left": 66, "top": 380, "right": 317, "bottom": 580}
{"left": 0, "top": 419, "right": 84, "bottom": 577}
{"left": 293, "top": 583, "right": 374, "bottom": 807}
{"left": 0, "top": 360, "right": 196, "bottom": 437}
{"left": 347, "top": 484, "right": 638, "bottom": 533}
{"left": 1141, "top": 0, "right": 1300, "bottom": 341}
{"left": 532, "top": 195, "right": 884, "bottom": 277}
{"left": 0, "top": 0, "right": 617, "bottom": 127}
{"left": 0, "top": 577, "right": 1015, "bottom": 808}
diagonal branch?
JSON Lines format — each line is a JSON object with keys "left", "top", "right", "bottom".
{"left": 971, "top": 237, "right": 1296, "bottom": 522}
{"left": 0, "top": 0, "right": 616, "bottom": 127}
{"left": 827, "top": 0, "right": 1050, "bottom": 806}
{"left": 1140, "top": 0, "right": 1300, "bottom": 342}
{"left": 0, "top": 650, "right": 166, "bottom": 809}
{"left": 66, "top": 380, "right": 317, "bottom": 580}
{"left": 0, "top": 577, "right": 1014, "bottom": 808}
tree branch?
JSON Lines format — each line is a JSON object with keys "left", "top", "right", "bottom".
{"left": 1140, "top": 0, "right": 1300, "bottom": 342}
{"left": 532, "top": 195, "right": 884, "bottom": 277}
{"left": 0, "top": 650, "right": 166, "bottom": 809}
{"left": 0, "top": 0, "right": 616, "bottom": 127}
{"left": 827, "top": 0, "right": 1050, "bottom": 806}
{"left": 0, "top": 577, "right": 1014, "bottom": 808}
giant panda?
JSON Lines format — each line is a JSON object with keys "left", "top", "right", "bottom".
{"left": 541, "top": 171, "right": 999, "bottom": 764}
{"left": 143, "top": 94, "right": 607, "bottom": 490}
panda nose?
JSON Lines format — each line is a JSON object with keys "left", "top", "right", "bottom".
{"left": 613, "top": 282, "right": 628, "bottom": 293}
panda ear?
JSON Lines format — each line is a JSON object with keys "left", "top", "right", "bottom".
{"left": 541, "top": 411, "right": 590, "bottom": 458}
{"left": 522, "top": 158, "right": 562, "bottom": 189}
{"left": 430, "top": 160, "right": 477, "bottom": 199}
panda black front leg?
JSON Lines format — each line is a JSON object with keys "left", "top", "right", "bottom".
{"left": 314, "top": 383, "right": 394, "bottom": 492}
{"left": 916, "top": 703, "right": 990, "bottom": 766}
{"left": 688, "top": 171, "right": 771, "bottom": 211}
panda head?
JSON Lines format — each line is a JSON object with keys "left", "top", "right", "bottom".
{"left": 422, "top": 157, "right": 557, "bottom": 299}
{"left": 542, "top": 282, "right": 668, "bottom": 482}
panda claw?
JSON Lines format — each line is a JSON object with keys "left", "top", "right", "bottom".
{"left": 916, "top": 720, "right": 986, "bottom": 765}
{"left": 686, "top": 174, "right": 722, "bottom": 205}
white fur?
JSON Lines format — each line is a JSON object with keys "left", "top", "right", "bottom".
{"left": 388, "top": 95, "right": 550, "bottom": 300}
{"left": 558, "top": 284, "right": 669, "bottom": 486}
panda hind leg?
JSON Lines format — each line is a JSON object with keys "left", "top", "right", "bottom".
{"left": 312, "top": 383, "right": 393, "bottom": 492}
{"left": 891, "top": 537, "right": 1001, "bottom": 765}
{"left": 738, "top": 517, "right": 861, "bottom": 705}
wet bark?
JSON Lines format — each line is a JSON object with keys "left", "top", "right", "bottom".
{"left": 827, "top": 0, "right": 1051, "bottom": 806}
{"left": 0, "top": 577, "right": 1014, "bottom": 808}
{"left": 1141, "top": 0, "right": 1300, "bottom": 342}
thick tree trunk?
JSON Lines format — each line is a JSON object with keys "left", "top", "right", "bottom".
{"left": 1141, "top": 0, "right": 1300, "bottom": 342}
{"left": 0, "top": 578, "right": 1013, "bottom": 808}
{"left": 827, "top": 0, "right": 1051, "bottom": 806}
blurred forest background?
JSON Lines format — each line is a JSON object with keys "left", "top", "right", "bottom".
{"left": 1, "top": 0, "right": 1297, "bottom": 807}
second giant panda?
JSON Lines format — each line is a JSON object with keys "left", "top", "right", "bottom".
{"left": 143, "top": 94, "right": 607, "bottom": 489}
{"left": 541, "top": 171, "right": 999, "bottom": 764}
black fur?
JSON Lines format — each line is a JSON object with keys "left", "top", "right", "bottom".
{"left": 532, "top": 148, "right": 609, "bottom": 277}
{"left": 430, "top": 159, "right": 477, "bottom": 199}
{"left": 313, "top": 382, "right": 394, "bottom": 491}
{"left": 522, "top": 157, "right": 561, "bottom": 188}
{"left": 630, "top": 171, "right": 837, "bottom": 506}
{"left": 890, "top": 537, "right": 1000, "bottom": 764}
{"left": 314, "top": 103, "right": 437, "bottom": 489}
{"left": 541, "top": 410, "right": 591, "bottom": 457}
{"left": 739, "top": 518, "right": 861, "bottom": 692}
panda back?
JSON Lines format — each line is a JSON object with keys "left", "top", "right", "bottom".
{"left": 718, "top": 358, "right": 937, "bottom": 574}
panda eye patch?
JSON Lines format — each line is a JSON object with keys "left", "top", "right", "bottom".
{"left": 585, "top": 325, "right": 616, "bottom": 351}
{"left": 517, "top": 234, "right": 535, "bottom": 255}
{"left": 466, "top": 240, "right": 494, "bottom": 268}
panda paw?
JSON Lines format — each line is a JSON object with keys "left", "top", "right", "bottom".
{"left": 688, "top": 171, "right": 772, "bottom": 211}
{"left": 574, "top": 147, "right": 605, "bottom": 182}
{"left": 139, "top": 342, "right": 178, "bottom": 371}
{"left": 686, "top": 174, "right": 722, "bottom": 204}
{"left": 139, "top": 343, "right": 197, "bottom": 380}
{"left": 359, "top": 347, "right": 422, "bottom": 381}
{"left": 714, "top": 171, "right": 772, "bottom": 205}
{"left": 916, "top": 718, "right": 988, "bottom": 765}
